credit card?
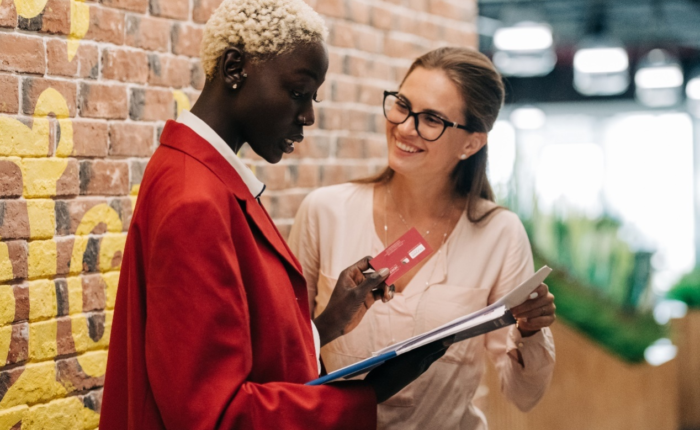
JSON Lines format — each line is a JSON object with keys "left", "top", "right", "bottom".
{"left": 370, "top": 227, "right": 433, "bottom": 286}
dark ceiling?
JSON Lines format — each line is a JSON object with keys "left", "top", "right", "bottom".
{"left": 477, "top": 0, "right": 700, "bottom": 103}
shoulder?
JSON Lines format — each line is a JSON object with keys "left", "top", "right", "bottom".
{"left": 473, "top": 200, "right": 528, "bottom": 241}
{"left": 302, "top": 182, "right": 372, "bottom": 212}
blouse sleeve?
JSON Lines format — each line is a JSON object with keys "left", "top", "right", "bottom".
{"left": 483, "top": 213, "right": 556, "bottom": 412}
{"left": 288, "top": 190, "right": 322, "bottom": 315}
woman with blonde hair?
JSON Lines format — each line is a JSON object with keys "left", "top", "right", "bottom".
{"left": 100, "top": 1, "right": 450, "bottom": 429}
{"left": 289, "top": 47, "right": 557, "bottom": 429}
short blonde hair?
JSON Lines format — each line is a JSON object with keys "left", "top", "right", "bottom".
{"left": 201, "top": 0, "right": 328, "bottom": 80}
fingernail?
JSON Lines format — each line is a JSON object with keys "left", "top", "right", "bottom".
{"left": 521, "top": 317, "right": 528, "bottom": 322}
{"left": 529, "top": 292, "right": 538, "bottom": 300}
{"left": 389, "top": 284, "right": 395, "bottom": 293}
{"left": 378, "top": 268, "right": 390, "bottom": 277}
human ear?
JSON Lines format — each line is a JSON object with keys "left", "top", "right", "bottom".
{"left": 219, "top": 48, "right": 247, "bottom": 90}
{"left": 460, "top": 132, "right": 487, "bottom": 159}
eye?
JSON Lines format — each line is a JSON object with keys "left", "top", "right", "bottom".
{"left": 291, "top": 90, "right": 303, "bottom": 99}
{"left": 395, "top": 100, "right": 409, "bottom": 113}
{"left": 423, "top": 114, "right": 444, "bottom": 127}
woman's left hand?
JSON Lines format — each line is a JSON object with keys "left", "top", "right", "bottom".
{"left": 509, "top": 283, "right": 556, "bottom": 337}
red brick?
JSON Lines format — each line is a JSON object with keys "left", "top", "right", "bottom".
{"left": 290, "top": 163, "right": 319, "bottom": 188}
{"left": 129, "top": 159, "right": 148, "bottom": 189}
{"left": 172, "top": 23, "right": 203, "bottom": 57}
{"left": 0, "top": 159, "right": 23, "bottom": 197}
{"left": 72, "top": 120, "right": 109, "bottom": 157}
{"left": 444, "top": 25, "right": 476, "bottom": 48}
{"left": 327, "top": 50, "right": 344, "bottom": 74}
{"left": 109, "top": 123, "right": 154, "bottom": 157}
{"left": 358, "top": 82, "right": 384, "bottom": 106}
{"left": 256, "top": 164, "right": 289, "bottom": 191}
{"left": 192, "top": 0, "right": 223, "bottom": 23}
{"left": 149, "top": 0, "right": 188, "bottom": 20}
{"left": 330, "top": 20, "right": 355, "bottom": 49}
{"left": 286, "top": 134, "right": 331, "bottom": 159}
{"left": 125, "top": 15, "right": 170, "bottom": 52}
{"left": 345, "top": 53, "right": 368, "bottom": 78}
{"left": 370, "top": 4, "right": 394, "bottom": 30}
{"left": 318, "top": 106, "right": 347, "bottom": 131}
{"left": 0, "top": 34, "right": 45, "bottom": 75}
{"left": 82, "top": 274, "right": 107, "bottom": 311}
{"left": 191, "top": 60, "right": 205, "bottom": 90}
{"left": 409, "top": 0, "right": 428, "bottom": 12}
{"left": 55, "top": 198, "right": 107, "bottom": 235}
{"left": 417, "top": 17, "right": 442, "bottom": 41}
{"left": 316, "top": 0, "right": 346, "bottom": 19}
{"left": 0, "top": 200, "right": 29, "bottom": 239}
{"left": 320, "top": 162, "right": 370, "bottom": 186}
{"left": 101, "top": 0, "right": 148, "bottom": 13}
{"left": 428, "top": 0, "right": 463, "bottom": 20}
{"left": 80, "top": 160, "right": 129, "bottom": 195}
{"left": 129, "top": 87, "right": 174, "bottom": 121}
{"left": 331, "top": 78, "right": 357, "bottom": 103}
{"left": 85, "top": 5, "right": 125, "bottom": 45}
{"left": 269, "top": 192, "right": 307, "bottom": 219}
{"left": 56, "top": 158, "right": 80, "bottom": 196}
{"left": 354, "top": 26, "right": 384, "bottom": 54}
{"left": 47, "top": 39, "right": 99, "bottom": 79}
{"left": 336, "top": 136, "right": 365, "bottom": 158}
{"left": 348, "top": 0, "right": 369, "bottom": 24}
{"left": 0, "top": 0, "right": 17, "bottom": 27}
{"left": 148, "top": 54, "right": 191, "bottom": 88}
{"left": 0, "top": 74, "right": 19, "bottom": 114}
{"left": 102, "top": 48, "right": 149, "bottom": 84}
{"left": 349, "top": 109, "right": 372, "bottom": 132}
{"left": 79, "top": 83, "right": 128, "bottom": 119}
{"left": 41, "top": 0, "right": 71, "bottom": 34}
{"left": 22, "top": 77, "right": 77, "bottom": 117}
{"left": 366, "top": 135, "right": 387, "bottom": 158}
{"left": 384, "top": 34, "right": 430, "bottom": 59}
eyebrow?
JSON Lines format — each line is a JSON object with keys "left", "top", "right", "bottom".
{"left": 295, "top": 67, "right": 319, "bottom": 82}
{"left": 397, "top": 92, "right": 450, "bottom": 120}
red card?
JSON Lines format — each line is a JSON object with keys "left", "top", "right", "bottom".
{"left": 370, "top": 227, "right": 433, "bottom": 286}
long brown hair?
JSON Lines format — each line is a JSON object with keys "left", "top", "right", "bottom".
{"left": 355, "top": 47, "right": 505, "bottom": 224}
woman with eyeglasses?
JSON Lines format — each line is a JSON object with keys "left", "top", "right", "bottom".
{"left": 289, "top": 47, "right": 556, "bottom": 429}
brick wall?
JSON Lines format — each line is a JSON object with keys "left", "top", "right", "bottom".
{"left": 0, "top": 0, "right": 476, "bottom": 427}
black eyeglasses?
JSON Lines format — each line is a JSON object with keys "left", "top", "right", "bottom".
{"left": 382, "top": 91, "right": 470, "bottom": 142}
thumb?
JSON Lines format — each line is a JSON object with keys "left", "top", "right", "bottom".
{"left": 357, "top": 267, "right": 390, "bottom": 294}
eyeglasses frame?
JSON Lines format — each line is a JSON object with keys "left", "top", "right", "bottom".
{"left": 382, "top": 91, "right": 471, "bottom": 142}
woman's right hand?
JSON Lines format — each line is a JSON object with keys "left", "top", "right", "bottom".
{"left": 363, "top": 336, "right": 454, "bottom": 403}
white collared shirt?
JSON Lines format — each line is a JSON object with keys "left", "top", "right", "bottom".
{"left": 176, "top": 110, "right": 322, "bottom": 375}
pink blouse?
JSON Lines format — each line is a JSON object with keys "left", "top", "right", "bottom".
{"left": 288, "top": 183, "right": 555, "bottom": 430}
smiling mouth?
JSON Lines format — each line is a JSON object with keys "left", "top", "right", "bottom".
{"left": 283, "top": 137, "right": 302, "bottom": 154}
{"left": 396, "top": 140, "right": 423, "bottom": 154}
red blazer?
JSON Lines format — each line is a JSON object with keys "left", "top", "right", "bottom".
{"left": 100, "top": 121, "right": 376, "bottom": 430}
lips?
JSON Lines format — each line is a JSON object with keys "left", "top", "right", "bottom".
{"left": 283, "top": 135, "right": 303, "bottom": 154}
{"left": 395, "top": 140, "right": 423, "bottom": 154}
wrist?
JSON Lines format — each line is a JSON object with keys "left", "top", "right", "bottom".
{"left": 517, "top": 326, "right": 540, "bottom": 338}
{"left": 313, "top": 312, "right": 341, "bottom": 346}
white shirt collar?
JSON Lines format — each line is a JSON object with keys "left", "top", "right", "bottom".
{"left": 176, "top": 109, "right": 266, "bottom": 199}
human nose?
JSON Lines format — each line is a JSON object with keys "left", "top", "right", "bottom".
{"left": 297, "top": 104, "right": 315, "bottom": 126}
{"left": 396, "top": 113, "right": 419, "bottom": 137}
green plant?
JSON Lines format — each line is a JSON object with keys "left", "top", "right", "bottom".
{"left": 667, "top": 268, "right": 700, "bottom": 308}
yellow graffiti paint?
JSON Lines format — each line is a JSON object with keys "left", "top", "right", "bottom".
{"left": 68, "top": 236, "right": 88, "bottom": 276}
{"left": 21, "top": 158, "right": 69, "bottom": 198}
{"left": 0, "top": 324, "right": 12, "bottom": 366}
{"left": 28, "top": 279, "right": 57, "bottom": 321}
{"left": 17, "top": 396, "right": 98, "bottom": 429}
{"left": 0, "top": 88, "right": 73, "bottom": 157}
{"left": 0, "top": 284, "right": 15, "bottom": 325}
{"left": 26, "top": 199, "right": 56, "bottom": 240}
{"left": 28, "top": 319, "right": 58, "bottom": 361}
{"left": 13, "top": 0, "right": 49, "bottom": 18}
{"left": 76, "top": 350, "right": 107, "bottom": 378}
{"left": 0, "top": 242, "right": 13, "bottom": 283}
{"left": 172, "top": 90, "right": 191, "bottom": 117}
{"left": 67, "top": 277, "right": 82, "bottom": 314}
{"left": 70, "top": 314, "right": 109, "bottom": 353}
{"left": 0, "top": 405, "right": 27, "bottom": 430}
{"left": 102, "top": 272, "right": 119, "bottom": 309}
{"left": 0, "top": 361, "right": 68, "bottom": 409}
{"left": 75, "top": 204, "right": 123, "bottom": 235}
{"left": 99, "top": 233, "right": 126, "bottom": 272}
{"left": 27, "top": 239, "right": 57, "bottom": 279}
{"left": 68, "top": 0, "right": 90, "bottom": 62}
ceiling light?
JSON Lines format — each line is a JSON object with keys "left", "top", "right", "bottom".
{"left": 573, "top": 40, "right": 629, "bottom": 96}
{"left": 686, "top": 76, "right": 700, "bottom": 118}
{"left": 635, "top": 49, "right": 683, "bottom": 107}
{"left": 510, "top": 106, "right": 546, "bottom": 130}
{"left": 493, "top": 22, "right": 553, "bottom": 52}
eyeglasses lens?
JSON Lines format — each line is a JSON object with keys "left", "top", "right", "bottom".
{"left": 383, "top": 94, "right": 444, "bottom": 141}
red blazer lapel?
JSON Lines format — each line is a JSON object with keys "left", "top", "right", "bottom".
{"left": 159, "top": 121, "right": 305, "bottom": 281}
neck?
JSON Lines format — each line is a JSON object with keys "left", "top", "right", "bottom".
{"left": 387, "top": 170, "right": 461, "bottom": 219}
{"left": 190, "top": 82, "right": 245, "bottom": 153}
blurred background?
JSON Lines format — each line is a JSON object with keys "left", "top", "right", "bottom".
{"left": 476, "top": 1, "right": 700, "bottom": 429}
